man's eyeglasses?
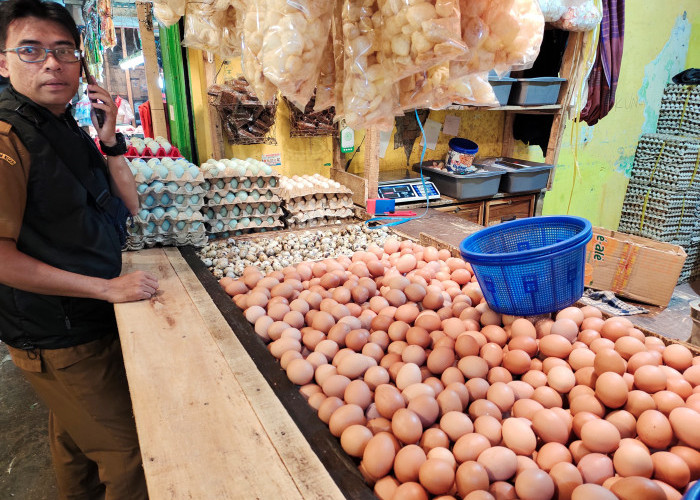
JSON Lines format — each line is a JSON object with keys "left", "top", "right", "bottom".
{"left": 1, "top": 46, "right": 82, "bottom": 63}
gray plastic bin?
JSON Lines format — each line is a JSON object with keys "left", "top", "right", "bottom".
{"left": 489, "top": 76, "right": 516, "bottom": 106}
{"left": 476, "top": 157, "right": 554, "bottom": 193}
{"left": 412, "top": 163, "right": 504, "bottom": 200}
{"left": 509, "top": 77, "right": 566, "bottom": 105}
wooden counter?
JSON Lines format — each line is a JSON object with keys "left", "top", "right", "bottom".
{"left": 115, "top": 248, "right": 369, "bottom": 500}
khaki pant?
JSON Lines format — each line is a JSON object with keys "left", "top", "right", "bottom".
{"left": 8, "top": 334, "right": 148, "bottom": 500}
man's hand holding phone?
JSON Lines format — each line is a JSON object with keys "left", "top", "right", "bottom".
{"left": 81, "top": 59, "right": 118, "bottom": 146}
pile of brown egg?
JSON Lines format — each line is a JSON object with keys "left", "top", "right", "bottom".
{"left": 218, "top": 237, "right": 700, "bottom": 500}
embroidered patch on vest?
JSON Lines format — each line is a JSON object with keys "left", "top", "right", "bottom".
{"left": 0, "top": 152, "right": 16, "bottom": 165}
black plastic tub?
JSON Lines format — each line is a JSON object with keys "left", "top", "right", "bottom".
{"left": 412, "top": 163, "right": 504, "bottom": 200}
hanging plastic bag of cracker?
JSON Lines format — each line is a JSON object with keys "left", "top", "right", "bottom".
{"left": 341, "top": 0, "right": 398, "bottom": 131}
{"left": 314, "top": 32, "right": 336, "bottom": 112}
{"left": 453, "top": 0, "right": 543, "bottom": 78}
{"left": 217, "top": 2, "right": 242, "bottom": 60}
{"left": 152, "top": 0, "right": 186, "bottom": 28}
{"left": 377, "top": 0, "right": 468, "bottom": 82}
{"left": 182, "top": 3, "right": 224, "bottom": 53}
{"left": 261, "top": 0, "right": 333, "bottom": 110}
{"left": 241, "top": 0, "right": 278, "bottom": 104}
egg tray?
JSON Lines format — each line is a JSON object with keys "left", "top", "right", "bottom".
{"left": 203, "top": 205, "right": 284, "bottom": 221}
{"left": 204, "top": 217, "right": 284, "bottom": 234}
{"left": 139, "top": 192, "right": 206, "bottom": 210}
{"left": 617, "top": 217, "right": 694, "bottom": 245}
{"left": 623, "top": 184, "right": 700, "bottom": 211}
{"left": 284, "top": 197, "right": 354, "bottom": 213}
{"left": 136, "top": 182, "right": 207, "bottom": 197}
{"left": 125, "top": 229, "right": 208, "bottom": 251}
{"left": 204, "top": 192, "right": 282, "bottom": 207}
{"left": 202, "top": 167, "right": 280, "bottom": 181}
{"left": 133, "top": 169, "right": 206, "bottom": 186}
{"left": 134, "top": 209, "right": 205, "bottom": 224}
{"left": 203, "top": 177, "right": 280, "bottom": 192}
{"left": 278, "top": 186, "right": 353, "bottom": 200}
{"left": 285, "top": 217, "right": 351, "bottom": 229}
{"left": 633, "top": 134, "right": 700, "bottom": 157}
{"left": 285, "top": 209, "right": 355, "bottom": 224}
{"left": 130, "top": 217, "right": 206, "bottom": 233}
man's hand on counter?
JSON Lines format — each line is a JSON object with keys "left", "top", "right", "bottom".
{"left": 103, "top": 271, "right": 160, "bottom": 303}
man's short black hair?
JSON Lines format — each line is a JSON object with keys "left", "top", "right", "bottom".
{"left": 0, "top": 0, "right": 80, "bottom": 50}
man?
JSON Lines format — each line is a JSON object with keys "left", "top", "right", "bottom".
{"left": 0, "top": 0, "right": 158, "bottom": 498}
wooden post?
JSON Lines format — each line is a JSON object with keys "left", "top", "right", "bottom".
{"left": 203, "top": 52, "right": 225, "bottom": 160}
{"left": 363, "top": 127, "right": 380, "bottom": 200}
{"left": 136, "top": 1, "right": 168, "bottom": 138}
{"left": 119, "top": 27, "right": 137, "bottom": 127}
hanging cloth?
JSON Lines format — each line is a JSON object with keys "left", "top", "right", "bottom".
{"left": 580, "top": 0, "right": 625, "bottom": 125}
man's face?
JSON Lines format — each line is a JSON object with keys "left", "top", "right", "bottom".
{"left": 0, "top": 17, "right": 80, "bottom": 115}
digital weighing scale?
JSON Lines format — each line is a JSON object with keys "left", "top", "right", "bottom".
{"left": 377, "top": 169, "right": 441, "bottom": 204}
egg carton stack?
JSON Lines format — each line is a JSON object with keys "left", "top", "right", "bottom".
{"left": 127, "top": 158, "right": 207, "bottom": 250}
{"left": 656, "top": 84, "right": 700, "bottom": 137}
{"left": 679, "top": 201, "right": 700, "bottom": 283}
{"left": 278, "top": 174, "right": 355, "bottom": 229}
{"left": 618, "top": 134, "right": 700, "bottom": 247}
{"left": 200, "top": 158, "right": 284, "bottom": 238}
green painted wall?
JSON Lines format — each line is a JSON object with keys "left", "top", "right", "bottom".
{"left": 540, "top": 2, "right": 699, "bottom": 229}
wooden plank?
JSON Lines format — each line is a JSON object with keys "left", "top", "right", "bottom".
{"left": 330, "top": 167, "right": 368, "bottom": 207}
{"left": 119, "top": 28, "right": 136, "bottom": 127}
{"left": 136, "top": 1, "right": 168, "bottom": 138}
{"left": 115, "top": 249, "right": 310, "bottom": 500}
{"left": 390, "top": 208, "right": 482, "bottom": 251}
{"left": 501, "top": 112, "right": 516, "bottom": 158}
{"left": 163, "top": 247, "right": 348, "bottom": 500}
{"left": 364, "top": 128, "right": 380, "bottom": 200}
{"left": 203, "top": 53, "right": 225, "bottom": 160}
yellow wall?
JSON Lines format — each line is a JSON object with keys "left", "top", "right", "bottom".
{"left": 539, "top": 1, "right": 699, "bottom": 228}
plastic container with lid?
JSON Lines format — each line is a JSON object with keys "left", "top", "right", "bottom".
{"left": 446, "top": 138, "right": 479, "bottom": 174}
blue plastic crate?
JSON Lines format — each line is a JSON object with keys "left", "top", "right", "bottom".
{"left": 460, "top": 216, "right": 592, "bottom": 315}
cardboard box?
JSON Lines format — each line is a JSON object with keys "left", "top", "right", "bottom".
{"left": 584, "top": 227, "right": 686, "bottom": 307}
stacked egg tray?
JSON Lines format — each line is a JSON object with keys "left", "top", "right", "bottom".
{"left": 279, "top": 175, "right": 355, "bottom": 229}
{"left": 202, "top": 162, "right": 284, "bottom": 238}
{"left": 618, "top": 185, "right": 699, "bottom": 245}
{"left": 656, "top": 84, "right": 700, "bottom": 137}
{"left": 126, "top": 158, "right": 208, "bottom": 250}
{"left": 628, "top": 134, "right": 700, "bottom": 190}
{"left": 678, "top": 237, "right": 700, "bottom": 284}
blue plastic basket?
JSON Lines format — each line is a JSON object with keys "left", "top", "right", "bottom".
{"left": 459, "top": 216, "right": 593, "bottom": 316}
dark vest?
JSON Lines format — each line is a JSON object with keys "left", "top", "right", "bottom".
{"left": 0, "top": 87, "right": 122, "bottom": 350}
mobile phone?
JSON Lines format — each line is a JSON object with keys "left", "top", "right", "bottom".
{"left": 80, "top": 57, "right": 106, "bottom": 128}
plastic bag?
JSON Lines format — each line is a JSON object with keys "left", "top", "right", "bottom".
{"left": 553, "top": 0, "right": 602, "bottom": 31}
{"left": 331, "top": 7, "right": 346, "bottom": 118}
{"left": 537, "top": 0, "right": 567, "bottom": 22}
{"left": 182, "top": 3, "right": 223, "bottom": 53}
{"left": 398, "top": 63, "right": 451, "bottom": 110}
{"left": 440, "top": 72, "right": 499, "bottom": 107}
{"left": 152, "top": 0, "right": 185, "bottom": 27}
{"left": 218, "top": 4, "right": 241, "bottom": 59}
{"left": 453, "top": 0, "right": 543, "bottom": 77}
{"left": 241, "top": 0, "right": 278, "bottom": 104}
{"left": 314, "top": 33, "right": 336, "bottom": 112}
{"left": 341, "top": 0, "right": 398, "bottom": 131}
{"left": 378, "top": 0, "right": 467, "bottom": 82}
{"left": 261, "top": 1, "right": 333, "bottom": 109}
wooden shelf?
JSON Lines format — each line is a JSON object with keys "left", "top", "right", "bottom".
{"left": 445, "top": 104, "right": 563, "bottom": 113}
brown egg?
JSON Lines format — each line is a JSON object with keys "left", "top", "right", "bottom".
{"left": 596, "top": 371, "right": 629, "bottom": 408}
{"left": 515, "top": 468, "right": 555, "bottom": 500}
{"left": 522, "top": 369, "right": 548, "bottom": 388}
{"left": 487, "top": 382, "right": 515, "bottom": 412}
{"left": 340, "top": 424, "right": 373, "bottom": 457}
{"left": 477, "top": 446, "right": 518, "bottom": 481}
{"left": 581, "top": 419, "right": 621, "bottom": 453}
{"left": 390, "top": 447, "right": 428, "bottom": 488}
{"left": 459, "top": 356, "right": 489, "bottom": 379}
{"left": 615, "top": 336, "right": 647, "bottom": 360}
{"left": 613, "top": 442, "right": 653, "bottom": 477}
{"left": 601, "top": 318, "right": 633, "bottom": 341}
{"left": 456, "top": 461, "right": 490, "bottom": 498}
{"left": 489, "top": 481, "right": 516, "bottom": 500}
{"left": 637, "top": 410, "right": 673, "bottom": 449}
{"left": 418, "top": 458, "right": 455, "bottom": 495}
{"left": 670, "top": 446, "right": 700, "bottom": 481}
{"left": 374, "top": 384, "right": 405, "bottom": 419}
{"left": 634, "top": 365, "right": 667, "bottom": 393}
{"left": 344, "top": 380, "right": 372, "bottom": 409}
{"left": 610, "top": 477, "right": 666, "bottom": 500}
{"left": 605, "top": 410, "right": 637, "bottom": 439}
{"left": 577, "top": 453, "right": 614, "bottom": 485}
{"left": 536, "top": 442, "right": 572, "bottom": 471}
{"left": 511, "top": 318, "right": 537, "bottom": 339}
{"left": 532, "top": 409, "right": 569, "bottom": 444}
{"left": 548, "top": 366, "right": 577, "bottom": 394}
{"left": 511, "top": 399, "right": 544, "bottom": 420}
{"left": 548, "top": 462, "right": 582, "bottom": 500}
{"left": 508, "top": 380, "right": 535, "bottom": 400}
{"left": 466, "top": 378, "right": 490, "bottom": 401}
{"left": 362, "top": 432, "right": 398, "bottom": 480}
{"left": 571, "top": 484, "right": 617, "bottom": 500}
{"left": 663, "top": 344, "right": 694, "bottom": 371}
{"left": 685, "top": 365, "right": 700, "bottom": 386}
{"left": 570, "top": 394, "right": 606, "bottom": 417}
{"left": 550, "top": 318, "right": 580, "bottom": 343}
{"left": 652, "top": 390, "right": 685, "bottom": 415}
{"left": 469, "top": 399, "right": 502, "bottom": 421}
{"left": 594, "top": 348, "right": 626, "bottom": 376}
{"left": 568, "top": 348, "right": 595, "bottom": 371}
{"left": 328, "top": 403, "right": 366, "bottom": 437}
{"left": 627, "top": 350, "right": 662, "bottom": 374}
{"left": 419, "top": 427, "right": 450, "bottom": 452}
{"left": 572, "top": 411, "right": 600, "bottom": 438}
{"left": 392, "top": 408, "right": 423, "bottom": 444}
{"left": 539, "top": 334, "right": 574, "bottom": 359}
{"left": 625, "top": 390, "right": 657, "bottom": 418}
{"left": 652, "top": 451, "right": 691, "bottom": 489}
{"left": 669, "top": 407, "right": 700, "bottom": 448}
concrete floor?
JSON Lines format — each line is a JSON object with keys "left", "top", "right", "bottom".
{"left": 0, "top": 342, "right": 57, "bottom": 499}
